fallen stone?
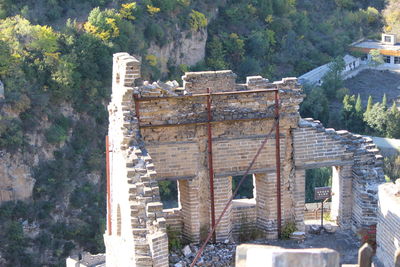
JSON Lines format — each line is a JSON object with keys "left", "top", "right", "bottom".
{"left": 174, "top": 261, "right": 184, "bottom": 267}
{"left": 290, "top": 231, "right": 306, "bottom": 240}
{"left": 182, "top": 245, "right": 192, "bottom": 257}
{"left": 309, "top": 225, "right": 322, "bottom": 234}
{"left": 324, "top": 224, "right": 337, "bottom": 234}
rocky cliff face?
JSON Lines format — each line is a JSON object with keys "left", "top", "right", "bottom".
{"left": 0, "top": 102, "right": 76, "bottom": 203}
{"left": 0, "top": 151, "right": 35, "bottom": 202}
{"left": 148, "top": 29, "right": 207, "bottom": 74}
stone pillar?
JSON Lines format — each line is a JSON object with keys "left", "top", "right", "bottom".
{"left": 255, "top": 172, "right": 278, "bottom": 239}
{"left": 178, "top": 179, "right": 200, "bottom": 242}
{"left": 358, "top": 243, "right": 373, "bottom": 267}
{"left": 213, "top": 176, "right": 233, "bottom": 242}
{"left": 395, "top": 248, "right": 400, "bottom": 267}
{"left": 331, "top": 166, "right": 353, "bottom": 227}
{"left": 331, "top": 166, "right": 340, "bottom": 222}
{"left": 293, "top": 169, "right": 305, "bottom": 232}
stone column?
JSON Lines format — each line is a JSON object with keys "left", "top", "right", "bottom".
{"left": 331, "top": 165, "right": 353, "bottom": 227}
{"left": 178, "top": 179, "right": 200, "bottom": 242}
{"left": 293, "top": 169, "right": 305, "bottom": 232}
{"left": 255, "top": 172, "right": 278, "bottom": 239}
{"left": 213, "top": 176, "right": 233, "bottom": 242}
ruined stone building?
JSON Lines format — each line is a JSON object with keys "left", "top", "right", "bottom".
{"left": 105, "top": 53, "right": 385, "bottom": 266}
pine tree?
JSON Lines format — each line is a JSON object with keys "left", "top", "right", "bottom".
{"left": 391, "top": 101, "right": 397, "bottom": 113}
{"left": 382, "top": 93, "right": 387, "bottom": 110}
{"left": 341, "top": 94, "right": 356, "bottom": 130}
{"left": 353, "top": 94, "right": 365, "bottom": 133}
{"left": 366, "top": 95, "right": 373, "bottom": 114}
{"left": 386, "top": 101, "right": 400, "bottom": 138}
{"left": 355, "top": 94, "right": 362, "bottom": 114}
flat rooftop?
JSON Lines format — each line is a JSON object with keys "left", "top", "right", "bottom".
{"left": 352, "top": 39, "right": 400, "bottom": 51}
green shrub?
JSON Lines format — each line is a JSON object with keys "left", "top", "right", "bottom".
{"left": 167, "top": 226, "right": 182, "bottom": 250}
{"left": 281, "top": 221, "right": 297, "bottom": 239}
{"left": 45, "top": 124, "right": 68, "bottom": 144}
{"left": 0, "top": 119, "right": 24, "bottom": 151}
{"left": 189, "top": 10, "right": 207, "bottom": 31}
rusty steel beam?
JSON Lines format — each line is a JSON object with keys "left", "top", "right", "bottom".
{"left": 206, "top": 88, "right": 216, "bottom": 243}
{"left": 189, "top": 118, "right": 279, "bottom": 267}
{"left": 275, "top": 90, "right": 282, "bottom": 238}
{"left": 106, "top": 135, "right": 112, "bottom": 235}
{"left": 136, "top": 88, "right": 279, "bottom": 101}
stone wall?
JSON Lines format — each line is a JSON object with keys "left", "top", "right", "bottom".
{"left": 137, "top": 73, "right": 303, "bottom": 242}
{"left": 293, "top": 119, "right": 385, "bottom": 229}
{"left": 105, "top": 53, "right": 168, "bottom": 267}
{"left": 231, "top": 200, "right": 257, "bottom": 240}
{"left": 106, "top": 53, "right": 385, "bottom": 264}
{"left": 376, "top": 180, "right": 400, "bottom": 267}
{"left": 164, "top": 208, "right": 183, "bottom": 234}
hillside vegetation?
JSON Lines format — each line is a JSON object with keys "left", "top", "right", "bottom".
{"left": 0, "top": 0, "right": 392, "bottom": 265}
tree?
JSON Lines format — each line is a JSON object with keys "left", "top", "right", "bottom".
{"left": 206, "top": 36, "right": 227, "bottom": 70}
{"left": 382, "top": 93, "right": 387, "bottom": 109}
{"left": 340, "top": 94, "right": 357, "bottom": 131}
{"left": 335, "top": 0, "right": 354, "bottom": 9}
{"left": 300, "top": 85, "right": 329, "bottom": 124}
{"left": 119, "top": 2, "right": 137, "bottom": 20}
{"left": 386, "top": 101, "right": 400, "bottom": 138}
{"left": 353, "top": 94, "right": 365, "bottom": 132}
{"left": 321, "top": 57, "right": 345, "bottom": 98}
{"left": 189, "top": 10, "right": 207, "bottom": 31}
{"left": 364, "top": 102, "right": 387, "bottom": 135}
{"left": 84, "top": 7, "right": 120, "bottom": 41}
{"left": 355, "top": 94, "right": 362, "bottom": 114}
{"left": 366, "top": 95, "right": 373, "bottom": 113}
{"left": 224, "top": 33, "right": 245, "bottom": 65}
{"left": 369, "top": 49, "right": 384, "bottom": 66}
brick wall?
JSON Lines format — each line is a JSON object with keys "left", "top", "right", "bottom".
{"left": 293, "top": 118, "right": 384, "bottom": 228}
{"left": 164, "top": 208, "right": 183, "bottom": 234}
{"left": 106, "top": 53, "right": 386, "bottom": 266}
{"left": 146, "top": 142, "right": 199, "bottom": 179}
{"left": 231, "top": 199, "right": 257, "bottom": 240}
{"left": 182, "top": 70, "right": 237, "bottom": 94}
{"left": 105, "top": 53, "right": 168, "bottom": 267}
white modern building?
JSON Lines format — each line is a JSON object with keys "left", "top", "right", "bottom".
{"left": 298, "top": 54, "right": 360, "bottom": 85}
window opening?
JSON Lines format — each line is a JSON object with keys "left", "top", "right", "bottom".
{"left": 232, "top": 174, "right": 254, "bottom": 199}
{"left": 158, "top": 180, "right": 179, "bottom": 209}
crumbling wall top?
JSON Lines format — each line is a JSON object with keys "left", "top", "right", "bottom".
{"left": 182, "top": 70, "right": 237, "bottom": 94}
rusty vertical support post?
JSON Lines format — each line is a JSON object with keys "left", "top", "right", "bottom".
{"left": 206, "top": 88, "right": 216, "bottom": 243}
{"left": 106, "top": 135, "right": 112, "bottom": 235}
{"left": 274, "top": 90, "right": 282, "bottom": 238}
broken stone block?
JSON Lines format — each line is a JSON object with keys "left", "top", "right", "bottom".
{"left": 290, "top": 231, "right": 306, "bottom": 240}
{"left": 324, "top": 224, "right": 337, "bottom": 234}
{"left": 182, "top": 245, "right": 192, "bottom": 258}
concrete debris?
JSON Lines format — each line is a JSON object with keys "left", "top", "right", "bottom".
{"left": 170, "top": 243, "right": 236, "bottom": 267}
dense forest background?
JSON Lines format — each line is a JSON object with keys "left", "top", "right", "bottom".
{"left": 0, "top": 0, "right": 399, "bottom": 265}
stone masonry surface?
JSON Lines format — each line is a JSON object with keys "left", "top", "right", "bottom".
{"left": 106, "top": 53, "right": 385, "bottom": 266}
{"left": 376, "top": 179, "right": 400, "bottom": 267}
